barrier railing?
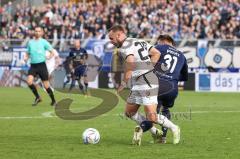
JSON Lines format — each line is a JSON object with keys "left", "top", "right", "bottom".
{"left": 1, "top": 39, "right": 240, "bottom": 70}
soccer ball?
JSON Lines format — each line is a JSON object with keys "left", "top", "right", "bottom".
{"left": 82, "top": 128, "right": 100, "bottom": 144}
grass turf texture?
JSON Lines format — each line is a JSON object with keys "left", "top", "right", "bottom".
{"left": 0, "top": 87, "right": 240, "bottom": 159}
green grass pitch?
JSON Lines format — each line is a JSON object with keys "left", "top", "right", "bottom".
{"left": 0, "top": 87, "right": 240, "bottom": 159}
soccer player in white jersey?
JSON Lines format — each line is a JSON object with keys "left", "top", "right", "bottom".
{"left": 108, "top": 25, "right": 180, "bottom": 145}
{"left": 46, "top": 49, "right": 61, "bottom": 87}
{"left": 46, "top": 49, "right": 59, "bottom": 76}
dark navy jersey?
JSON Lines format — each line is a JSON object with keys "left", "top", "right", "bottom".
{"left": 154, "top": 44, "right": 188, "bottom": 82}
{"left": 69, "top": 48, "right": 88, "bottom": 68}
{"left": 63, "top": 56, "right": 72, "bottom": 73}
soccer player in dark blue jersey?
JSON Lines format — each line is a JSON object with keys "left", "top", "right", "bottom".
{"left": 68, "top": 39, "right": 88, "bottom": 94}
{"left": 154, "top": 35, "right": 188, "bottom": 143}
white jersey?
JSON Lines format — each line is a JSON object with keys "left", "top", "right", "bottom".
{"left": 119, "top": 38, "right": 159, "bottom": 105}
{"left": 119, "top": 38, "right": 154, "bottom": 77}
{"left": 46, "top": 50, "right": 59, "bottom": 74}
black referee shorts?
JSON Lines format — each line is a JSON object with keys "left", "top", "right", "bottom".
{"left": 28, "top": 62, "right": 49, "bottom": 81}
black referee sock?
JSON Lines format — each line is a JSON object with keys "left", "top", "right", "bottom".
{"left": 46, "top": 88, "right": 55, "bottom": 103}
{"left": 28, "top": 84, "right": 40, "bottom": 99}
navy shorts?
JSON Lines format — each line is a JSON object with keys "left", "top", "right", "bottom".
{"left": 158, "top": 79, "right": 178, "bottom": 108}
{"left": 74, "top": 65, "right": 87, "bottom": 79}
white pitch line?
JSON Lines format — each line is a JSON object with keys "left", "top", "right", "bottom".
{"left": 0, "top": 116, "right": 55, "bottom": 119}
{"left": 0, "top": 110, "right": 240, "bottom": 120}
{"left": 42, "top": 111, "right": 56, "bottom": 118}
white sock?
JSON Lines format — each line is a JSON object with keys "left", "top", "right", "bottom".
{"left": 157, "top": 114, "right": 177, "bottom": 132}
{"left": 130, "top": 112, "right": 145, "bottom": 124}
{"left": 130, "top": 112, "right": 157, "bottom": 134}
{"left": 149, "top": 126, "right": 157, "bottom": 135}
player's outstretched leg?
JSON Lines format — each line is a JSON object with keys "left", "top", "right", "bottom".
{"left": 124, "top": 103, "right": 143, "bottom": 145}
{"left": 132, "top": 125, "right": 143, "bottom": 146}
{"left": 161, "top": 106, "right": 171, "bottom": 143}
{"left": 84, "top": 75, "right": 90, "bottom": 96}
{"left": 157, "top": 114, "right": 180, "bottom": 144}
{"left": 130, "top": 112, "right": 163, "bottom": 143}
{"left": 84, "top": 82, "right": 88, "bottom": 94}
{"left": 130, "top": 104, "right": 163, "bottom": 145}
{"left": 69, "top": 79, "right": 76, "bottom": 92}
{"left": 63, "top": 75, "right": 71, "bottom": 89}
{"left": 77, "top": 79, "right": 85, "bottom": 95}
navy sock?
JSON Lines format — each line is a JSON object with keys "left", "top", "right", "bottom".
{"left": 140, "top": 120, "right": 153, "bottom": 132}
{"left": 161, "top": 107, "right": 171, "bottom": 137}
{"left": 157, "top": 104, "right": 162, "bottom": 114}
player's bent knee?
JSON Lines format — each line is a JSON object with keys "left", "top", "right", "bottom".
{"left": 42, "top": 81, "right": 50, "bottom": 89}
{"left": 147, "top": 115, "right": 157, "bottom": 123}
{"left": 145, "top": 111, "right": 158, "bottom": 123}
{"left": 27, "top": 81, "right": 33, "bottom": 86}
{"left": 27, "top": 79, "right": 33, "bottom": 85}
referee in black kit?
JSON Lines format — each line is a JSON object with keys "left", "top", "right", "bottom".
{"left": 24, "top": 26, "right": 56, "bottom": 106}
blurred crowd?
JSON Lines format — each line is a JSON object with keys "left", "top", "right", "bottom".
{"left": 0, "top": 0, "right": 239, "bottom": 42}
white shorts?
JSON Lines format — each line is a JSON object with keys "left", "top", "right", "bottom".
{"left": 127, "top": 71, "right": 159, "bottom": 106}
{"left": 47, "top": 66, "right": 55, "bottom": 75}
{"left": 127, "top": 92, "right": 158, "bottom": 105}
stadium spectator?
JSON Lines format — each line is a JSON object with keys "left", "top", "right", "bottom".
{"left": 0, "top": 0, "right": 239, "bottom": 41}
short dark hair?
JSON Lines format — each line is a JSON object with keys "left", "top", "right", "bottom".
{"left": 34, "top": 26, "right": 43, "bottom": 30}
{"left": 108, "top": 25, "right": 125, "bottom": 33}
{"left": 157, "top": 34, "right": 175, "bottom": 46}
